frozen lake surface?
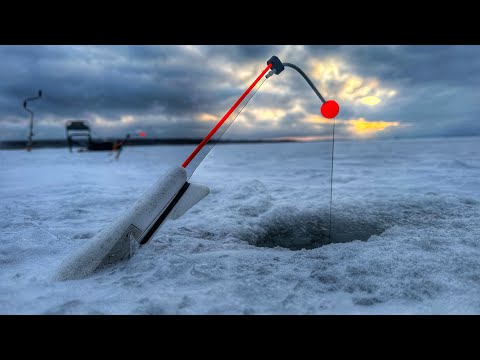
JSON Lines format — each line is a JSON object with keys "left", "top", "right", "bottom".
{"left": 1, "top": 137, "right": 480, "bottom": 314}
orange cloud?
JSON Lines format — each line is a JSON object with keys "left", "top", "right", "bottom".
{"left": 197, "top": 113, "right": 218, "bottom": 122}
{"left": 310, "top": 58, "right": 396, "bottom": 106}
{"left": 272, "top": 135, "right": 333, "bottom": 142}
{"left": 348, "top": 118, "right": 400, "bottom": 136}
{"left": 305, "top": 114, "right": 334, "bottom": 125}
{"left": 359, "top": 96, "right": 381, "bottom": 106}
{"left": 306, "top": 115, "right": 401, "bottom": 138}
{"left": 246, "top": 107, "right": 286, "bottom": 122}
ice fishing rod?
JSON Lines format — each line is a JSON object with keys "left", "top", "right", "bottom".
{"left": 270, "top": 59, "right": 338, "bottom": 241}
{"left": 54, "top": 55, "right": 339, "bottom": 281}
{"left": 23, "top": 90, "right": 42, "bottom": 151}
{"left": 182, "top": 56, "right": 335, "bottom": 169}
{"left": 181, "top": 56, "right": 338, "bottom": 239}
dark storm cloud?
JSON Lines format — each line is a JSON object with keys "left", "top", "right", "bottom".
{"left": 340, "top": 45, "right": 480, "bottom": 86}
{"left": 0, "top": 45, "right": 479, "bottom": 141}
{"left": 0, "top": 45, "right": 234, "bottom": 117}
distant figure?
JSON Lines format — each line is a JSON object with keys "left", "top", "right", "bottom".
{"left": 113, "top": 133, "right": 131, "bottom": 160}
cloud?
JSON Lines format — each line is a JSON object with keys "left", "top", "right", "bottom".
{"left": 305, "top": 115, "right": 402, "bottom": 138}
{"left": 0, "top": 45, "right": 479, "bottom": 141}
{"left": 309, "top": 57, "right": 397, "bottom": 107}
{"left": 197, "top": 113, "right": 218, "bottom": 122}
{"left": 359, "top": 96, "right": 381, "bottom": 106}
{"left": 347, "top": 118, "right": 401, "bottom": 137}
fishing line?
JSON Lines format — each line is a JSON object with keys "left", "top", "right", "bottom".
{"left": 282, "top": 62, "right": 336, "bottom": 241}
{"left": 55, "top": 56, "right": 341, "bottom": 281}
{"left": 188, "top": 77, "right": 268, "bottom": 179}
{"left": 183, "top": 58, "right": 337, "bottom": 239}
{"left": 182, "top": 64, "right": 272, "bottom": 169}
{"left": 329, "top": 116, "right": 336, "bottom": 240}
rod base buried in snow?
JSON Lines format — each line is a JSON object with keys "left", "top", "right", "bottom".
{"left": 54, "top": 166, "right": 209, "bottom": 281}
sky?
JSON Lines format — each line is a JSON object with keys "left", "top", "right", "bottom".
{"left": 1, "top": 45, "right": 479, "bottom": 141}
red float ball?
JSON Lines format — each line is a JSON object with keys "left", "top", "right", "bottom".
{"left": 321, "top": 100, "right": 340, "bottom": 119}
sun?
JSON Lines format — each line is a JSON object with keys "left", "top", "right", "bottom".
{"left": 360, "top": 96, "right": 381, "bottom": 106}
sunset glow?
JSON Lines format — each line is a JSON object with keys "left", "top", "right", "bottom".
{"left": 360, "top": 96, "right": 381, "bottom": 106}
{"left": 198, "top": 113, "right": 218, "bottom": 122}
{"left": 348, "top": 118, "right": 400, "bottom": 136}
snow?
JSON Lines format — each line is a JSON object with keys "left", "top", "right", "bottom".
{"left": 1, "top": 137, "right": 480, "bottom": 314}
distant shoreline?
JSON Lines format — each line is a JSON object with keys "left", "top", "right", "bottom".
{"left": 2, "top": 135, "right": 477, "bottom": 150}
{"left": 0, "top": 138, "right": 299, "bottom": 150}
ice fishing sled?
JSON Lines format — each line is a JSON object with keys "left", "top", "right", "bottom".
{"left": 66, "top": 120, "right": 130, "bottom": 153}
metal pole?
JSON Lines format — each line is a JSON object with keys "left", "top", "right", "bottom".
{"left": 23, "top": 90, "right": 42, "bottom": 151}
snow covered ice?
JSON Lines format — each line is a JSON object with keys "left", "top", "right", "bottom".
{"left": 1, "top": 136, "right": 480, "bottom": 314}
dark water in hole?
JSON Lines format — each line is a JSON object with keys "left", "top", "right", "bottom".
{"left": 244, "top": 209, "right": 386, "bottom": 250}
{"left": 238, "top": 197, "right": 464, "bottom": 250}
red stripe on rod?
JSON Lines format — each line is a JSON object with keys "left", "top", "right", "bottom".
{"left": 182, "top": 63, "right": 273, "bottom": 168}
